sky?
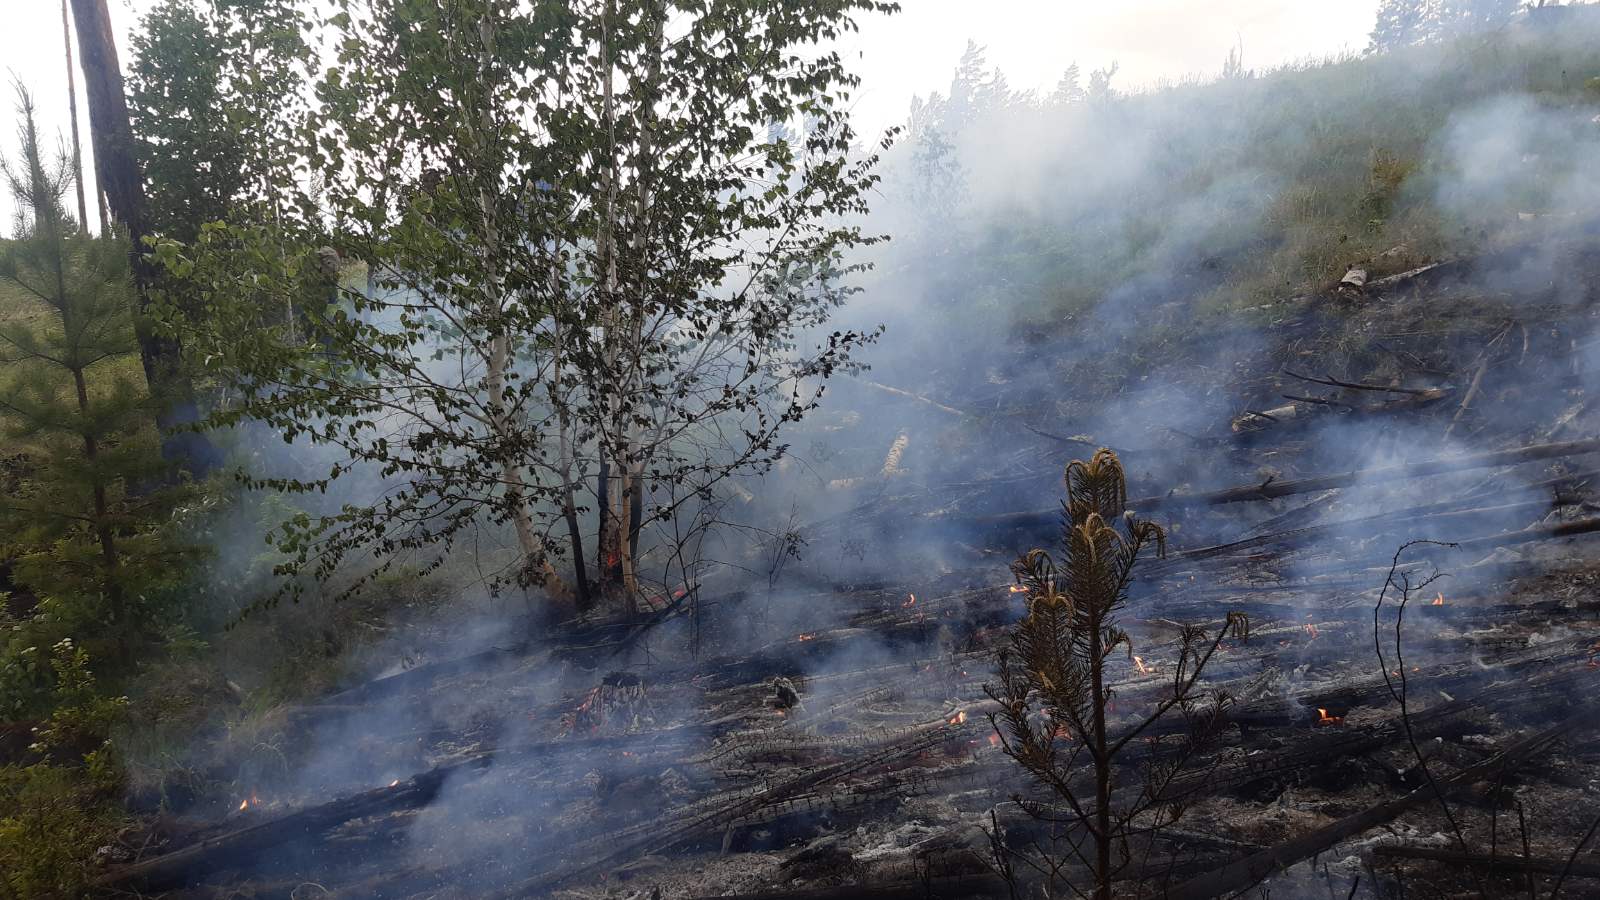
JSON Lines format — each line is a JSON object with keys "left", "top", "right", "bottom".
{"left": 0, "top": 0, "right": 1378, "bottom": 232}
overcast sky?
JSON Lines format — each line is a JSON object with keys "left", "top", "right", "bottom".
{"left": 1, "top": 0, "right": 1377, "bottom": 232}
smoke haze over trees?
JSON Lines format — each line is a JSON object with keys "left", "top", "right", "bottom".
{"left": 7, "top": 1, "right": 1600, "bottom": 896}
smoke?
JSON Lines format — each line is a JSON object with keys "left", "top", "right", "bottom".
{"left": 140, "top": 12, "right": 1600, "bottom": 895}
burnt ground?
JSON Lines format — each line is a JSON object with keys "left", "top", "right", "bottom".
{"left": 95, "top": 235, "right": 1600, "bottom": 898}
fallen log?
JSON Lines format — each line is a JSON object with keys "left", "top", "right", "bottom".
{"left": 492, "top": 702, "right": 1003, "bottom": 897}
{"left": 691, "top": 873, "right": 1010, "bottom": 900}
{"left": 94, "top": 722, "right": 718, "bottom": 892}
{"left": 973, "top": 438, "right": 1600, "bottom": 527}
{"left": 1372, "top": 845, "right": 1600, "bottom": 880}
{"left": 1281, "top": 370, "right": 1441, "bottom": 397}
{"left": 1154, "top": 496, "right": 1569, "bottom": 567}
{"left": 1164, "top": 710, "right": 1591, "bottom": 899}
{"left": 93, "top": 770, "right": 452, "bottom": 890}
{"left": 1160, "top": 653, "right": 1598, "bottom": 802}
{"left": 1231, "top": 388, "right": 1450, "bottom": 434}
{"left": 861, "top": 380, "right": 967, "bottom": 418}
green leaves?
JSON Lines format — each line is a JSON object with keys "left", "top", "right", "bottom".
{"left": 142, "top": 0, "right": 896, "bottom": 607}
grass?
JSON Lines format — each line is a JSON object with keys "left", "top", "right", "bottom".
{"left": 889, "top": 19, "right": 1600, "bottom": 344}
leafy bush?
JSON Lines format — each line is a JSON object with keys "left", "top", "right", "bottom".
{"left": 0, "top": 640, "right": 128, "bottom": 897}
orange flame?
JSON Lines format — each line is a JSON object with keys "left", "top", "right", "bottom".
{"left": 1316, "top": 708, "right": 1343, "bottom": 726}
{"left": 1133, "top": 655, "right": 1154, "bottom": 675}
{"left": 903, "top": 593, "right": 917, "bottom": 608}
{"left": 1431, "top": 592, "right": 1445, "bottom": 606}
{"left": 948, "top": 710, "right": 967, "bottom": 725}
{"left": 237, "top": 790, "right": 260, "bottom": 811}
{"left": 1008, "top": 584, "right": 1027, "bottom": 594}
{"left": 797, "top": 632, "right": 815, "bottom": 642}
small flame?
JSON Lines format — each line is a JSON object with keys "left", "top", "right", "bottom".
{"left": 1431, "top": 592, "right": 1445, "bottom": 606}
{"left": 1008, "top": 584, "right": 1027, "bottom": 594}
{"left": 237, "top": 790, "right": 260, "bottom": 811}
{"left": 388, "top": 779, "right": 400, "bottom": 788}
{"left": 1133, "top": 655, "right": 1154, "bottom": 675}
{"left": 948, "top": 710, "right": 967, "bottom": 725}
{"left": 903, "top": 593, "right": 917, "bottom": 608}
{"left": 1316, "top": 708, "right": 1343, "bottom": 726}
{"left": 797, "top": 632, "right": 815, "bottom": 642}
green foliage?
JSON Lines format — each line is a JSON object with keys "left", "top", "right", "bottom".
{"left": 151, "top": 0, "right": 899, "bottom": 612}
{"left": 0, "top": 640, "right": 129, "bottom": 898}
{"left": 885, "top": 20, "right": 1600, "bottom": 351}
{"left": 0, "top": 86, "right": 200, "bottom": 671}
{"left": 128, "top": 0, "right": 314, "bottom": 242}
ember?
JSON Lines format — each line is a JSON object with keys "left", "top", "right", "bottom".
{"left": 1316, "top": 708, "right": 1343, "bottom": 727}
{"left": 796, "top": 632, "right": 815, "bottom": 642}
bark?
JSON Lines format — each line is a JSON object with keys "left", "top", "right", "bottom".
{"left": 595, "top": 0, "right": 626, "bottom": 601}
{"left": 61, "top": 0, "right": 89, "bottom": 230}
{"left": 68, "top": 0, "right": 218, "bottom": 477}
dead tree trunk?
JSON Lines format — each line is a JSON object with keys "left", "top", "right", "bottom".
{"left": 68, "top": 0, "right": 218, "bottom": 477}
{"left": 60, "top": 0, "right": 89, "bottom": 230}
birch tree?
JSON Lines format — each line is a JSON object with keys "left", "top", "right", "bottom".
{"left": 152, "top": 0, "right": 896, "bottom": 619}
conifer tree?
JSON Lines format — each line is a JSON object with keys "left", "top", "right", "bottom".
{"left": 0, "top": 85, "right": 191, "bottom": 666}
{"left": 1371, "top": 0, "right": 1439, "bottom": 51}
{"left": 988, "top": 450, "right": 1243, "bottom": 899}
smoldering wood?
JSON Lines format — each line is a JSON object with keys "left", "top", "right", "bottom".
{"left": 968, "top": 437, "right": 1600, "bottom": 530}
{"left": 92, "top": 770, "right": 453, "bottom": 890}
{"left": 1164, "top": 711, "right": 1593, "bottom": 900}
{"left": 486, "top": 705, "right": 1002, "bottom": 897}
{"left": 690, "top": 873, "right": 1011, "bottom": 900}
{"left": 1231, "top": 387, "right": 1450, "bottom": 433}
{"left": 861, "top": 380, "right": 968, "bottom": 418}
{"left": 1158, "top": 656, "right": 1598, "bottom": 804}
{"left": 1371, "top": 845, "right": 1600, "bottom": 879}
{"left": 1281, "top": 369, "right": 1442, "bottom": 396}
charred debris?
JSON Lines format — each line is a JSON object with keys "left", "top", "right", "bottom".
{"left": 78, "top": 237, "right": 1600, "bottom": 899}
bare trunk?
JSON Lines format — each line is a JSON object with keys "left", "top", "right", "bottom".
{"left": 1090, "top": 620, "right": 1112, "bottom": 900}
{"left": 595, "top": 0, "right": 629, "bottom": 606}
{"left": 69, "top": 0, "right": 218, "bottom": 477}
{"left": 471, "top": 13, "right": 568, "bottom": 615}
{"left": 550, "top": 255, "right": 591, "bottom": 612}
{"left": 613, "top": 3, "right": 665, "bottom": 607}
{"left": 61, "top": 0, "right": 89, "bottom": 231}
